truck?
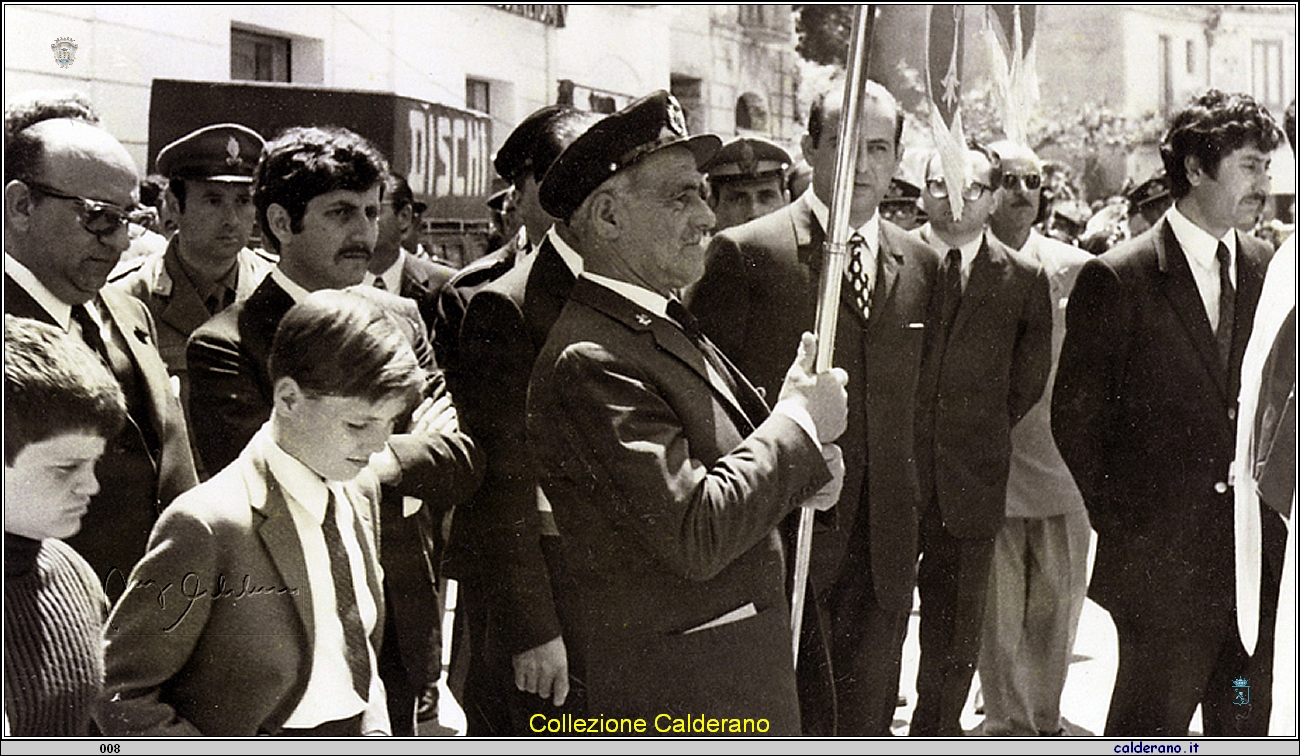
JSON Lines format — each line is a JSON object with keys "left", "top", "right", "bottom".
{"left": 148, "top": 78, "right": 496, "bottom": 266}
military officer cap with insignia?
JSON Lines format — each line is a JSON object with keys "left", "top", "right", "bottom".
{"left": 155, "top": 123, "right": 264, "bottom": 182}
{"left": 1125, "top": 168, "right": 1170, "bottom": 215}
{"left": 539, "top": 90, "right": 722, "bottom": 221}
{"left": 495, "top": 104, "right": 595, "bottom": 185}
{"left": 701, "top": 136, "right": 791, "bottom": 184}
{"left": 879, "top": 177, "right": 925, "bottom": 229}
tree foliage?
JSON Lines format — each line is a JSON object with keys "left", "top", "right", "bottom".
{"left": 793, "top": 5, "right": 855, "bottom": 67}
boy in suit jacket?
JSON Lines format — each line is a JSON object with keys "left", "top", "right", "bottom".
{"left": 101, "top": 291, "right": 424, "bottom": 736}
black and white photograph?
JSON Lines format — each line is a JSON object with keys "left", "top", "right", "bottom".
{"left": 2, "top": 4, "right": 1296, "bottom": 751}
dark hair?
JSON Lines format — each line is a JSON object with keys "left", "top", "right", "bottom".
{"left": 253, "top": 126, "right": 388, "bottom": 252}
{"left": 807, "top": 80, "right": 904, "bottom": 150}
{"left": 4, "top": 315, "right": 126, "bottom": 464}
{"left": 268, "top": 290, "right": 423, "bottom": 406}
{"left": 4, "top": 91, "right": 101, "bottom": 184}
{"left": 1159, "top": 90, "right": 1283, "bottom": 199}
{"left": 140, "top": 174, "right": 169, "bottom": 210}
{"left": 1285, "top": 99, "right": 1296, "bottom": 153}
{"left": 968, "top": 138, "right": 1003, "bottom": 190}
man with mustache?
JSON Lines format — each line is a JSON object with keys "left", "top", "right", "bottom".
{"left": 976, "top": 140, "right": 1094, "bottom": 737}
{"left": 1053, "top": 90, "right": 1285, "bottom": 736}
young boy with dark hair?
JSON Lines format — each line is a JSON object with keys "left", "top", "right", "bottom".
{"left": 4, "top": 315, "right": 126, "bottom": 736}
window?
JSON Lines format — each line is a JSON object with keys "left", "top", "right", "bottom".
{"left": 231, "top": 28, "right": 290, "bottom": 82}
{"left": 736, "top": 93, "right": 769, "bottom": 132}
{"left": 1252, "top": 40, "right": 1284, "bottom": 109}
{"left": 467, "top": 78, "right": 491, "bottom": 114}
{"left": 1185, "top": 40, "right": 1195, "bottom": 74}
{"left": 1158, "top": 35, "right": 1173, "bottom": 115}
{"left": 670, "top": 75, "right": 703, "bottom": 135}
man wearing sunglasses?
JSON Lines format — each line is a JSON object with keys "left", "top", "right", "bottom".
{"left": 3, "top": 114, "right": 198, "bottom": 594}
{"left": 976, "top": 141, "right": 1095, "bottom": 737}
{"left": 908, "top": 142, "right": 1052, "bottom": 737}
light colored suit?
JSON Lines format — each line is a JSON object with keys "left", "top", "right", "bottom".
{"left": 99, "top": 428, "right": 385, "bottom": 737}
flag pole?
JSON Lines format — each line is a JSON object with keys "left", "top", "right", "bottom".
{"left": 791, "top": 4, "right": 875, "bottom": 668}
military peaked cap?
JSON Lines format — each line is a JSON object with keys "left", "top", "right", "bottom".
{"left": 155, "top": 123, "right": 264, "bottom": 182}
{"left": 702, "top": 136, "right": 791, "bottom": 183}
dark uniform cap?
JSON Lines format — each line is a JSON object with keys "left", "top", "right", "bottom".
{"left": 702, "top": 136, "right": 791, "bottom": 182}
{"left": 155, "top": 123, "right": 264, "bottom": 182}
{"left": 494, "top": 105, "right": 593, "bottom": 183}
{"left": 539, "top": 90, "right": 722, "bottom": 222}
{"left": 1125, "top": 169, "right": 1169, "bottom": 212}
{"left": 879, "top": 177, "right": 922, "bottom": 206}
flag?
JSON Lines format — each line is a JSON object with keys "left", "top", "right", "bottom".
{"left": 926, "top": 4, "right": 969, "bottom": 221}
{"left": 984, "top": 5, "right": 1040, "bottom": 146}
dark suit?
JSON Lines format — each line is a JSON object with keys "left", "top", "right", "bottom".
{"left": 527, "top": 278, "right": 832, "bottom": 733}
{"left": 186, "top": 272, "right": 483, "bottom": 734}
{"left": 431, "top": 243, "right": 519, "bottom": 375}
{"left": 443, "top": 238, "right": 579, "bottom": 734}
{"left": 5, "top": 275, "right": 199, "bottom": 591}
{"left": 688, "top": 194, "right": 939, "bottom": 735}
{"left": 910, "top": 229, "right": 1052, "bottom": 736}
{"left": 1053, "top": 220, "right": 1284, "bottom": 736}
{"left": 98, "top": 431, "right": 386, "bottom": 736}
{"left": 395, "top": 250, "right": 456, "bottom": 341}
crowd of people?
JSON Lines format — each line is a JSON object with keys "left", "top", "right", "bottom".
{"left": 2, "top": 77, "right": 1294, "bottom": 740}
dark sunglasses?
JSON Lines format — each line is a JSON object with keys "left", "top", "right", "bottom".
{"left": 25, "top": 180, "right": 152, "bottom": 239}
{"left": 1000, "top": 173, "right": 1043, "bottom": 192}
{"left": 926, "top": 178, "right": 992, "bottom": 202}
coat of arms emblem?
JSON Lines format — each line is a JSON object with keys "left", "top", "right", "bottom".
{"left": 51, "top": 37, "right": 78, "bottom": 69}
{"left": 1232, "top": 677, "right": 1250, "bottom": 706}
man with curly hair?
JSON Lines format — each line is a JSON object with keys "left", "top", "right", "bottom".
{"left": 1053, "top": 90, "right": 1285, "bottom": 736}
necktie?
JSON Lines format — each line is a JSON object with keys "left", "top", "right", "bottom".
{"left": 321, "top": 489, "right": 372, "bottom": 700}
{"left": 372, "top": 276, "right": 387, "bottom": 291}
{"left": 71, "top": 303, "right": 110, "bottom": 364}
{"left": 204, "top": 287, "right": 236, "bottom": 316}
{"left": 940, "top": 249, "right": 963, "bottom": 338}
{"left": 666, "top": 299, "right": 765, "bottom": 427}
{"left": 1216, "top": 241, "right": 1235, "bottom": 369}
{"left": 844, "top": 233, "right": 873, "bottom": 322}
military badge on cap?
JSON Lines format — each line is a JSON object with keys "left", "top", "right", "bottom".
{"left": 539, "top": 90, "right": 722, "bottom": 221}
{"left": 702, "top": 136, "right": 792, "bottom": 183}
{"left": 155, "top": 123, "right": 265, "bottom": 182}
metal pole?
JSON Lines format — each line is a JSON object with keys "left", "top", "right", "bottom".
{"left": 791, "top": 4, "right": 876, "bottom": 668}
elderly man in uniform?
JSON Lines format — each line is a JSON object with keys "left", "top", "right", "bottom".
{"left": 109, "top": 123, "right": 274, "bottom": 404}
{"left": 975, "top": 140, "right": 1095, "bottom": 737}
{"left": 702, "top": 136, "right": 791, "bottom": 232}
{"left": 526, "top": 90, "right": 848, "bottom": 733}
{"left": 4, "top": 109, "right": 198, "bottom": 594}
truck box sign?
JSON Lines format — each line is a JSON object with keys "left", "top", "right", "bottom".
{"left": 148, "top": 78, "right": 492, "bottom": 220}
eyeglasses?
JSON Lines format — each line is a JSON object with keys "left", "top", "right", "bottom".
{"left": 1000, "top": 173, "right": 1043, "bottom": 192}
{"left": 925, "top": 178, "right": 992, "bottom": 202}
{"left": 24, "top": 180, "right": 151, "bottom": 239}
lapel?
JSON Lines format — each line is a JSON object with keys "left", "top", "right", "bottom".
{"left": 866, "top": 223, "right": 907, "bottom": 334}
{"left": 572, "top": 278, "right": 766, "bottom": 433}
{"left": 399, "top": 256, "right": 433, "bottom": 301}
{"left": 239, "top": 276, "right": 297, "bottom": 389}
{"left": 950, "top": 235, "right": 1002, "bottom": 341}
{"left": 523, "top": 238, "right": 578, "bottom": 352}
{"left": 4, "top": 273, "right": 54, "bottom": 323}
{"left": 1155, "top": 220, "right": 1229, "bottom": 398}
{"left": 157, "top": 247, "right": 217, "bottom": 338}
{"left": 98, "top": 288, "right": 176, "bottom": 434}
{"left": 248, "top": 447, "right": 316, "bottom": 654}
{"left": 792, "top": 194, "right": 825, "bottom": 274}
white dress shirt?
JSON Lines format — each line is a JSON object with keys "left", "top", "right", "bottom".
{"left": 1165, "top": 205, "right": 1237, "bottom": 331}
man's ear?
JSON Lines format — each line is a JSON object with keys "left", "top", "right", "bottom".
{"left": 1185, "top": 155, "right": 1206, "bottom": 187}
{"left": 4, "top": 180, "right": 36, "bottom": 233}
{"left": 588, "top": 190, "right": 622, "bottom": 240}
{"left": 397, "top": 204, "right": 414, "bottom": 236}
{"left": 266, "top": 203, "right": 294, "bottom": 249}
{"left": 272, "top": 376, "right": 304, "bottom": 416}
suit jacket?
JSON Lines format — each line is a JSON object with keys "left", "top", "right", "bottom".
{"left": 186, "top": 273, "right": 483, "bottom": 691}
{"left": 4, "top": 276, "right": 199, "bottom": 583}
{"left": 688, "top": 193, "right": 938, "bottom": 612}
{"left": 396, "top": 250, "right": 456, "bottom": 341}
{"left": 527, "top": 277, "right": 832, "bottom": 731}
{"left": 443, "top": 238, "right": 573, "bottom": 652}
{"left": 107, "top": 239, "right": 275, "bottom": 382}
{"left": 98, "top": 429, "right": 386, "bottom": 736}
{"left": 914, "top": 230, "right": 1053, "bottom": 539}
{"left": 1053, "top": 220, "right": 1285, "bottom": 632}
{"left": 431, "top": 243, "right": 519, "bottom": 375}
